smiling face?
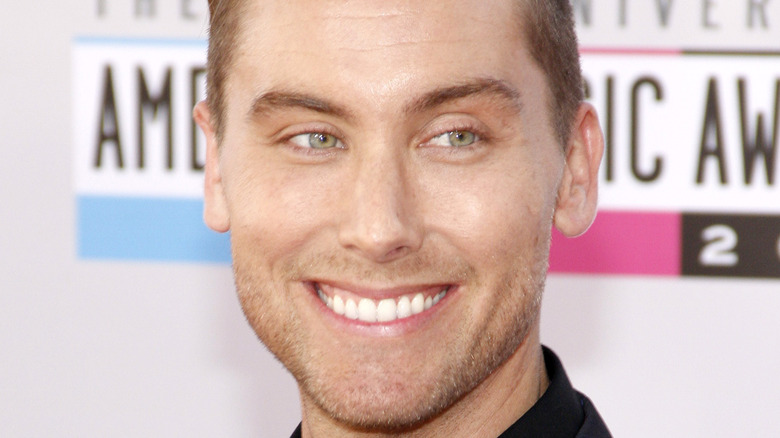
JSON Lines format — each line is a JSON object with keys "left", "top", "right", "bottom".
{"left": 196, "top": 0, "right": 601, "bottom": 434}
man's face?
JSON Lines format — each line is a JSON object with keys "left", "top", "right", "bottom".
{"left": 199, "top": 0, "right": 591, "bottom": 431}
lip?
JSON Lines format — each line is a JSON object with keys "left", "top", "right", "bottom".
{"left": 304, "top": 281, "right": 457, "bottom": 337}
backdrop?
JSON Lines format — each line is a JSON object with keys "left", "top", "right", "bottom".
{"left": 2, "top": 1, "right": 779, "bottom": 436}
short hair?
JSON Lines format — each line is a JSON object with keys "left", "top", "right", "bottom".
{"left": 205, "top": 0, "right": 246, "bottom": 141}
{"left": 521, "top": 0, "right": 583, "bottom": 147}
{"left": 206, "top": 0, "right": 583, "bottom": 146}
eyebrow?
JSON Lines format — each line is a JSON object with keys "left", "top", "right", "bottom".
{"left": 405, "top": 78, "right": 523, "bottom": 115}
{"left": 247, "top": 77, "right": 522, "bottom": 122}
{"left": 248, "top": 91, "right": 355, "bottom": 121}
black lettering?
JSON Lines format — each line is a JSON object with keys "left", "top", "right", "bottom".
{"left": 738, "top": 78, "right": 779, "bottom": 185}
{"left": 191, "top": 67, "right": 207, "bottom": 171}
{"left": 95, "top": 65, "right": 124, "bottom": 169}
{"left": 135, "top": 0, "right": 156, "bottom": 18}
{"left": 656, "top": 0, "right": 675, "bottom": 26}
{"left": 703, "top": 0, "right": 720, "bottom": 28}
{"left": 181, "top": 0, "right": 198, "bottom": 19}
{"left": 619, "top": 0, "right": 628, "bottom": 26}
{"left": 630, "top": 77, "right": 664, "bottom": 182}
{"left": 572, "top": 0, "right": 593, "bottom": 26}
{"left": 697, "top": 78, "right": 728, "bottom": 184}
{"left": 583, "top": 78, "right": 591, "bottom": 99}
{"left": 137, "top": 67, "right": 173, "bottom": 170}
{"left": 96, "top": 0, "right": 107, "bottom": 17}
{"left": 605, "top": 76, "right": 615, "bottom": 181}
{"left": 748, "top": 0, "right": 770, "bottom": 28}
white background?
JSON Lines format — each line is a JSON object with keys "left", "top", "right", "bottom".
{"left": 2, "top": 2, "right": 779, "bottom": 436}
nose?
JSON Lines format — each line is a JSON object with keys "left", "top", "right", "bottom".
{"left": 337, "top": 150, "right": 423, "bottom": 262}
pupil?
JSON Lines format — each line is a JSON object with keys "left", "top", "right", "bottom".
{"left": 310, "top": 133, "right": 333, "bottom": 148}
{"left": 450, "top": 131, "right": 472, "bottom": 146}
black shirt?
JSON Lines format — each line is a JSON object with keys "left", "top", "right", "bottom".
{"left": 289, "top": 347, "right": 611, "bottom": 437}
{"left": 497, "top": 347, "right": 610, "bottom": 437}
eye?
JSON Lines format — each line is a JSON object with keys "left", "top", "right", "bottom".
{"left": 290, "top": 132, "right": 343, "bottom": 149}
{"left": 429, "top": 130, "right": 478, "bottom": 148}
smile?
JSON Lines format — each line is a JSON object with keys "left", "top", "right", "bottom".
{"left": 315, "top": 283, "right": 450, "bottom": 323}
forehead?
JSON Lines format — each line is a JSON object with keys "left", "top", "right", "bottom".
{"left": 228, "top": 0, "right": 535, "bottom": 111}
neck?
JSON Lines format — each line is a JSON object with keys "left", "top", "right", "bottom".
{"left": 299, "top": 328, "right": 548, "bottom": 438}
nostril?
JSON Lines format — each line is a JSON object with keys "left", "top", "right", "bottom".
{"left": 338, "top": 216, "right": 422, "bottom": 262}
{"left": 382, "top": 245, "right": 409, "bottom": 261}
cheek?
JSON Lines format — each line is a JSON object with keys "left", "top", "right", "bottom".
{"left": 221, "top": 155, "right": 339, "bottom": 263}
{"left": 423, "top": 164, "right": 557, "bottom": 264}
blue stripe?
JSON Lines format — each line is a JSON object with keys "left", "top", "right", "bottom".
{"left": 74, "top": 35, "right": 207, "bottom": 47}
{"left": 78, "top": 196, "right": 230, "bottom": 263}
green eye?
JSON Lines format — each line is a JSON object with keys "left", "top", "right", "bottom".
{"left": 308, "top": 133, "right": 338, "bottom": 149}
{"left": 290, "top": 132, "right": 342, "bottom": 149}
{"left": 429, "top": 130, "right": 478, "bottom": 148}
{"left": 447, "top": 130, "right": 476, "bottom": 147}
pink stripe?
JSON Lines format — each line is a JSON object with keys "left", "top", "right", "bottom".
{"left": 549, "top": 211, "right": 681, "bottom": 276}
{"left": 580, "top": 47, "right": 683, "bottom": 56}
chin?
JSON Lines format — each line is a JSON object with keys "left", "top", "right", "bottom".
{"left": 303, "top": 374, "right": 452, "bottom": 432}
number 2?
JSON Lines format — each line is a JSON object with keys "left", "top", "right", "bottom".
{"left": 699, "top": 225, "right": 738, "bottom": 267}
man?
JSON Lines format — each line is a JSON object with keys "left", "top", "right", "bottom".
{"left": 194, "top": 0, "right": 608, "bottom": 436}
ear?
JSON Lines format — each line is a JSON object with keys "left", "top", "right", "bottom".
{"left": 553, "top": 102, "right": 604, "bottom": 237}
{"left": 193, "top": 101, "right": 230, "bottom": 233}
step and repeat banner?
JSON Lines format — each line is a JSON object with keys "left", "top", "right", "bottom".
{"left": 73, "top": 2, "right": 780, "bottom": 280}
{"left": 55, "top": 1, "right": 780, "bottom": 436}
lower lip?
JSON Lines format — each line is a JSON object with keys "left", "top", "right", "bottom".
{"left": 306, "top": 283, "right": 455, "bottom": 337}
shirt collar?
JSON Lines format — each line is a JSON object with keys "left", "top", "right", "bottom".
{"left": 497, "top": 346, "right": 584, "bottom": 438}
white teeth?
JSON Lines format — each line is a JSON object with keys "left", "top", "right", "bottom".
{"left": 411, "top": 293, "right": 425, "bottom": 314}
{"left": 435, "top": 288, "right": 448, "bottom": 304}
{"left": 376, "top": 298, "right": 397, "bottom": 322}
{"left": 317, "top": 286, "right": 449, "bottom": 323}
{"left": 397, "top": 296, "right": 411, "bottom": 319}
{"left": 345, "top": 299, "right": 358, "bottom": 320}
{"left": 318, "top": 288, "right": 335, "bottom": 309}
{"left": 358, "top": 298, "right": 377, "bottom": 323}
{"left": 333, "top": 295, "right": 345, "bottom": 315}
